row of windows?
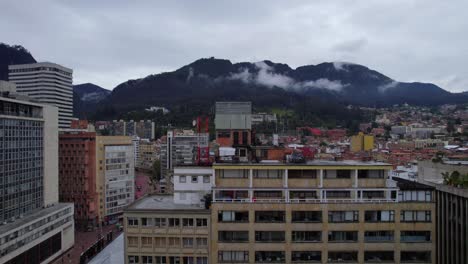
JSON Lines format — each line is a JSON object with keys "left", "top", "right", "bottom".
{"left": 128, "top": 256, "right": 207, "bottom": 264}
{"left": 217, "top": 230, "right": 431, "bottom": 243}
{"left": 217, "top": 210, "right": 432, "bottom": 223}
{"left": 218, "top": 250, "right": 431, "bottom": 263}
{"left": 128, "top": 217, "right": 208, "bottom": 228}
{"left": 218, "top": 169, "right": 385, "bottom": 179}
{"left": 178, "top": 175, "right": 210, "bottom": 184}
{"left": 127, "top": 236, "right": 208, "bottom": 248}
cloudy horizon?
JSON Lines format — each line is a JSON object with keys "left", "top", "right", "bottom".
{"left": 1, "top": 0, "right": 467, "bottom": 92}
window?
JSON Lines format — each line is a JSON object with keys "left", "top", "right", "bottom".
{"left": 155, "top": 218, "right": 167, "bottom": 227}
{"left": 253, "top": 191, "right": 283, "bottom": 199}
{"left": 328, "top": 231, "right": 358, "bottom": 242}
{"left": 328, "top": 252, "right": 358, "bottom": 262}
{"left": 326, "top": 191, "right": 351, "bottom": 199}
{"left": 128, "top": 236, "right": 138, "bottom": 247}
{"left": 196, "top": 218, "right": 207, "bottom": 227}
{"left": 292, "top": 231, "right": 321, "bottom": 242}
{"left": 127, "top": 217, "right": 138, "bottom": 226}
{"left": 141, "top": 237, "right": 152, "bottom": 248}
{"left": 169, "top": 256, "right": 180, "bottom": 264}
{"left": 196, "top": 257, "right": 208, "bottom": 264}
{"left": 255, "top": 251, "right": 285, "bottom": 263}
{"left": 182, "top": 218, "right": 194, "bottom": 227}
{"left": 398, "top": 190, "right": 432, "bottom": 202}
{"left": 292, "top": 211, "right": 322, "bottom": 222}
{"left": 400, "top": 211, "right": 431, "bottom": 222}
{"left": 364, "top": 251, "right": 394, "bottom": 262}
{"left": 129, "top": 256, "right": 139, "bottom": 264}
{"left": 358, "top": 169, "right": 384, "bottom": 178}
{"left": 203, "top": 176, "right": 210, "bottom": 183}
{"left": 364, "top": 210, "right": 395, "bottom": 222}
{"left": 400, "top": 231, "right": 431, "bottom": 242}
{"left": 290, "top": 191, "right": 318, "bottom": 199}
{"left": 400, "top": 251, "right": 431, "bottom": 263}
{"left": 254, "top": 169, "right": 283, "bottom": 179}
{"left": 191, "top": 176, "right": 198, "bottom": 183}
{"left": 168, "top": 218, "right": 180, "bottom": 227}
{"left": 154, "top": 237, "right": 166, "bottom": 247}
{"left": 142, "top": 217, "right": 154, "bottom": 226}
{"left": 168, "top": 237, "right": 180, "bottom": 247}
{"left": 324, "top": 170, "right": 351, "bottom": 179}
{"left": 196, "top": 237, "right": 208, "bottom": 248}
{"left": 220, "top": 169, "right": 249, "bottom": 178}
{"left": 142, "top": 256, "right": 153, "bottom": 264}
{"left": 255, "top": 231, "right": 285, "bottom": 242}
{"left": 364, "top": 231, "right": 394, "bottom": 242}
{"left": 292, "top": 251, "right": 321, "bottom": 262}
{"left": 288, "top": 169, "right": 317, "bottom": 179}
{"left": 218, "top": 251, "right": 249, "bottom": 263}
{"left": 182, "top": 237, "right": 194, "bottom": 248}
{"left": 362, "top": 191, "right": 385, "bottom": 199}
{"left": 218, "top": 211, "right": 249, "bottom": 222}
{"left": 328, "top": 211, "right": 359, "bottom": 222}
{"left": 218, "top": 231, "right": 249, "bottom": 242}
{"left": 155, "top": 256, "right": 167, "bottom": 264}
{"left": 255, "top": 211, "right": 285, "bottom": 222}
{"left": 179, "top": 176, "right": 186, "bottom": 183}
{"left": 182, "top": 257, "right": 194, "bottom": 264}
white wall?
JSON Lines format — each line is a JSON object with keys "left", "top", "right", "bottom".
{"left": 43, "top": 105, "right": 59, "bottom": 206}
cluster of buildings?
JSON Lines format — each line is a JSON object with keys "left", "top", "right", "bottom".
{"left": 121, "top": 102, "right": 452, "bottom": 264}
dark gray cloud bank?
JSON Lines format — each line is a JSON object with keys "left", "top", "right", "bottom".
{"left": 1, "top": 0, "right": 467, "bottom": 92}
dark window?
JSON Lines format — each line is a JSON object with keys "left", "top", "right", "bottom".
{"left": 328, "top": 252, "right": 358, "bottom": 262}
{"left": 364, "top": 251, "right": 394, "bottom": 262}
{"left": 233, "top": 132, "right": 239, "bottom": 144}
{"left": 400, "top": 231, "right": 431, "bottom": 242}
{"left": 400, "top": 251, "right": 431, "bottom": 263}
{"left": 328, "top": 211, "right": 358, "bottom": 222}
{"left": 289, "top": 169, "right": 317, "bottom": 178}
{"left": 218, "top": 211, "right": 249, "bottom": 222}
{"left": 291, "top": 251, "right": 321, "bottom": 262}
{"left": 364, "top": 210, "right": 395, "bottom": 222}
{"left": 291, "top": 211, "right": 322, "bottom": 222}
{"left": 255, "top": 211, "right": 285, "bottom": 222}
{"left": 218, "top": 231, "right": 249, "bottom": 243}
{"left": 242, "top": 131, "right": 248, "bottom": 145}
{"left": 364, "top": 231, "right": 394, "bottom": 242}
{"left": 292, "top": 231, "right": 321, "bottom": 242}
{"left": 328, "top": 231, "right": 358, "bottom": 242}
{"left": 218, "top": 251, "right": 249, "bottom": 263}
{"left": 255, "top": 231, "right": 285, "bottom": 242}
{"left": 255, "top": 251, "right": 285, "bottom": 263}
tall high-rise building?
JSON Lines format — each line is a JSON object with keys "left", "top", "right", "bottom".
{"left": 8, "top": 62, "right": 73, "bottom": 129}
{"left": 59, "top": 133, "right": 135, "bottom": 227}
{"left": 160, "top": 130, "right": 209, "bottom": 182}
{"left": 0, "top": 85, "right": 74, "bottom": 264}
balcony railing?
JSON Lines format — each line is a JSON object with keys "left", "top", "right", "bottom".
{"left": 214, "top": 197, "right": 398, "bottom": 203}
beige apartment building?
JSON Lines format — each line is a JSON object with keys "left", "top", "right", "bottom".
{"left": 211, "top": 161, "right": 435, "bottom": 264}
{"left": 124, "top": 195, "right": 210, "bottom": 264}
{"left": 122, "top": 160, "right": 435, "bottom": 264}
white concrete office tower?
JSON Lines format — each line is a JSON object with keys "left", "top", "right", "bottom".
{"left": 0, "top": 86, "right": 74, "bottom": 264}
{"left": 8, "top": 62, "right": 74, "bottom": 129}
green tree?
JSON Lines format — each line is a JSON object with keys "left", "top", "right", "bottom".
{"left": 151, "top": 160, "right": 162, "bottom": 182}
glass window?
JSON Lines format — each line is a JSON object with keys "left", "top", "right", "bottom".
{"left": 364, "top": 251, "right": 394, "bottom": 262}
{"left": 255, "top": 251, "right": 285, "bottom": 263}
{"left": 179, "top": 176, "right": 186, "bottom": 183}
{"left": 255, "top": 231, "right": 285, "bottom": 242}
{"left": 328, "top": 211, "right": 359, "bottom": 222}
{"left": 218, "top": 231, "right": 249, "bottom": 243}
{"left": 255, "top": 211, "right": 285, "bottom": 222}
{"left": 292, "top": 231, "right": 321, "bottom": 242}
{"left": 218, "top": 251, "right": 249, "bottom": 263}
{"left": 292, "top": 211, "right": 322, "bottom": 222}
{"left": 364, "top": 210, "right": 395, "bottom": 222}
{"left": 218, "top": 211, "right": 249, "bottom": 222}
{"left": 328, "top": 231, "right": 358, "bottom": 242}
{"left": 291, "top": 251, "right": 321, "bottom": 262}
{"left": 183, "top": 218, "right": 194, "bottom": 227}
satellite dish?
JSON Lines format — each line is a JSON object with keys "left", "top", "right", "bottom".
{"left": 192, "top": 120, "right": 197, "bottom": 127}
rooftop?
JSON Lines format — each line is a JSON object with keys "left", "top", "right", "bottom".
{"left": 214, "top": 159, "right": 392, "bottom": 167}
{"left": 0, "top": 203, "right": 73, "bottom": 235}
{"left": 125, "top": 195, "right": 209, "bottom": 212}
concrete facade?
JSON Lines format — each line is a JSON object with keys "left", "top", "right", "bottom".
{"left": 8, "top": 62, "right": 73, "bottom": 129}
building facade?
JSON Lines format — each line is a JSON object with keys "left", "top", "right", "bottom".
{"left": 124, "top": 195, "right": 210, "bottom": 264}
{"left": 0, "top": 91, "right": 74, "bottom": 264}
{"left": 173, "top": 167, "right": 213, "bottom": 205}
{"left": 211, "top": 161, "right": 435, "bottom": 263}
{"left": 96, "top": 136, "right": 135, "bottom": 223}
{"left": 8, "top": 62, "right": 73, "bottom": 129}
{"left": 59, "top": 132, "right": 98, "bottom": 230}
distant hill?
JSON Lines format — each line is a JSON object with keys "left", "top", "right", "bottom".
{"left": 106, "top": 58, "right": 467, "bottom": 111}
{"left": 73, "top": 83, "right": 110, "bottom": 118}
{"left": 0, "top": 43, "right": 36, "bottom": 80}
{"left": 74, "top": 83, "right": 110, "bottom": 102}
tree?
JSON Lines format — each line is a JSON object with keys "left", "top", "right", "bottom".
{"left": 151, "top": 160, "right": 162, "bottom": 182}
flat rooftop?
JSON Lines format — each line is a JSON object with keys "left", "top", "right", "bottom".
{"left": 125, "top": 195, "right": 209, "bottom": 212}
{"left": 0, "top": 203, "right": 73, "bottom": 235}
{"left": 214, "top": 160, "right": 392, "bottom": 167}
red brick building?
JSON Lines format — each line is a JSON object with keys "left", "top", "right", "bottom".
{"left": 59, "top": 132, "right": 98, "bottom": 230}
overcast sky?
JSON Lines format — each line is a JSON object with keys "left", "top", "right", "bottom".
{"left": 1, "top": 0, "right": 468, "bottom": 92}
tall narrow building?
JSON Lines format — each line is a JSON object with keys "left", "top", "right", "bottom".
{"left": 8, "top": 62, "right": 73, "bottom": 129}
{"left": 0, "top": 83, "right": 74, "bottom": 264}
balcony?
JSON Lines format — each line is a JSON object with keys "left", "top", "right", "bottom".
{"left": 364, "top": 231, "right": 394, "bottom": 243}
{"left": 400, "top": 231, "right": 431, "bottom": 243}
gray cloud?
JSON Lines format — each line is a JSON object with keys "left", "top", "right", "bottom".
{"left": 227, "top": 61, "right": 348, "bottom": 91}
{"left": 1, "top": 0, "right": 467, "bottom": 92}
